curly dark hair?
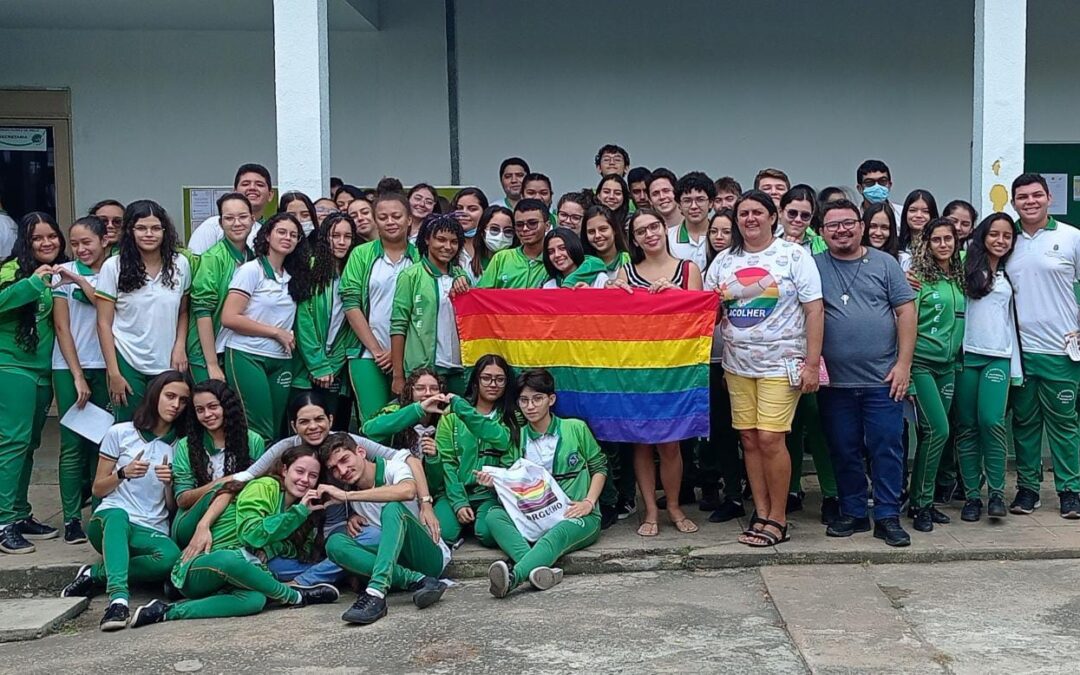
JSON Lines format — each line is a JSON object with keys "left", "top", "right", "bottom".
{"left": 186, "top": 380, "right": 254, "bottom": 487}
{"left": 0, "top": 212, "right": 68, "bottom": 352}
{"left": 387, "top": 367, "right": 447, "bottom": 449}
{"left": 252, "top": 213, "right": 314, "bottom": 303}
{"left": 117, "top": 200, "right": 182, "bottom": 293}
{"left": 309, "top": 212, "right": 358, "bottom": 291}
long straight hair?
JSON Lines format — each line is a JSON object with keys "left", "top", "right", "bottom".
{"left": 132, "top": 370, "right": 193, "bottom": 437}
{"left": 963, "top": 212, "right": 1015, "bottom": 300}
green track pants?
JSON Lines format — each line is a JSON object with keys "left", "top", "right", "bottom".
{"left": 325, "top": 502, "right": 445, "bottom": 595}
{"left": 87, "top": 508, "right": 180, "bottom": 602}
{"left": 909, "top": 361, "right": 956, "bottom": 509}
{"left": 54, "top": 368, "right": 110, "bottom": 521}
{"left": 348, "top": 358, "right": 392, "bottom": 424}
{"left": 171, "top": 488, "right": 221, "bottom": 549}
{"left": 1011, "top": 353, "right": 1080, "bottom": 493}
{"left": 954, "top": 354, "right": 1011, "bottom": 500}
{"left": 787, "top": 393, "right": 838, "bottom": 497}
{"left": 433, "top": 495, "right": 496, "bottom": 547}
{"left": 486, "top": 507, "right": 600, "bottom": 588}
{"left": 165, "top": 549, "right": 300, "bottom": 620}
{"left": 0, "top": 370, "right": 52, "bottom": 526}
{"left": 225, "top": 348, "right": 293, "bottom": 444}
{"left": 111, "top": 353, "right": 157, "bottom": 423}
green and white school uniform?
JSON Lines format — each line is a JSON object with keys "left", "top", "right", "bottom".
{"left": 85, "top": 423, "right": 182, "bottom": 602}
{"left": 170, "top": 429, "right": 265, "bottom": 547}
{"left": 485, "top": 416, "right": 607, "bottom": 589}
{"left": 1006, "top": 217, "right": 1080, "bottom": 494}
{"left": 667, "top": 222, "right": 708, "bottom": 272}
{"left": 362, "top": 402, "right": 445, "bottom": 498}
{"left": 95, "top": 253, "right": 192, "bottom": 421}
{"left": 293, "top": 273, "right": 360, "bottom": 416}
{"left": 541, "top": 255, "right": 610, "bottom": 289}
{"left": 165, "top": 476, "right": 309, "bottom": 620}
{"left": 222, "top": 257, "right": 297, "bottom": 444}
{"left": 601, "top": 251, "right": 631, "bottom": 276}
{"left": 187, "top": 239, "right": 253, "bottom": 383}
{"left": 0, "top": 261, "right": 55, "bottom": 528}
{"left": 52, "top": 260, "right": 111, "bottom": 523}
{"left": 476, "top": 246, "right": 551, "bottom": 289}
{"left": 434, "top": 396, "right": 513, "bottom": 546}
{"left": 340, "top": 240, "right": 420, "bottom": 422}
{"left": 389, "top": 259, "right": 469, "bottom": 394}
{"left": 325, "top": 456, "right": 451, "bottom": 598}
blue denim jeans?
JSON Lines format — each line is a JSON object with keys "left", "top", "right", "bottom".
{"left": 268, "top": 525, "right": 382, "bottom": 586}
{"left": 818, "top": 386, "right": 905, "bottom": 521}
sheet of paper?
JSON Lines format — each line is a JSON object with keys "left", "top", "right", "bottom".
{"left": 59, "top": 402, "right": 114, "bottom": 444}
{"left": 188, "top": 188, "right": 216, "bottom": 226}
{"left": 1042, "top": 173, "right": 1068, "bottom": 214}
{"left": 1073, "top": 176, "right": 1080, "bottom": 202}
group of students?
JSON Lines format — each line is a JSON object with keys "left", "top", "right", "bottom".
{"left": 0, "top": 145, "right": 1077, "bottom": 625}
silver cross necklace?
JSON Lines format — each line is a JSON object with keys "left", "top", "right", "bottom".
{"left": 827, "top": 248, "right": 866, "bottom": 306}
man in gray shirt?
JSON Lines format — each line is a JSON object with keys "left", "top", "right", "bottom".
{"left": 814, "top": 199, "right": 916, "bottom": 547}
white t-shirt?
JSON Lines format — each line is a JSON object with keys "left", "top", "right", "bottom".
{"left": 667, "top": 222, "right": 708, "bottom": 272}
{"left": 188, "top": 216, "right": 224, "bottom": 255}
{"left": 222, "top": 258, "right": 296, "bottom": 359}
{"left": 0, "top": 211, "right": 16, "bottom": 259}
{"left": 705, "top": 238, "right": 822, "bottom": 378}
{"left": 1006, "top": 219, "right": 1080, "bottom": 356}
{"left": 964, "top": 271, "right": 1023, "bottom": 380}
{"left": 434, "top": 274, "right": 462, "bottom": 369}
{"left": 361, "top": 253, "right": 414, "bottom": 360}
{"left": 95, "top": 422, "right": 177, "bottom": 534}
{"left": 348, "top": 457, "right": 452, "bottom": 567}
{"left": 51, "top": 261, "right": 105, "bottom": 370}
{"left": 235, "top": 433, "right": 407, "bottom": 482}
{"left": 96, "top": 254, "right": 192, "bottom": 375}
{"left": 524, "top": 433, "right": 559, "bottom": 473}
{"left": 326, "top": 278, "right": 346, "bottom": 350}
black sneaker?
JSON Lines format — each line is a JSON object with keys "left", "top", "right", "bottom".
{"left": 820, "top": 497, "right": 841, "bottom": 526}
{"left": 600, "top": 504, "right": 618, "bottom": 530}
{"left": 16, "top": 516, "right": 58, "bottom": 541}
{"left": 61, "top": 564, "right": 99, "bottom": 598}
{"left": 912, "top": 507, "right": 934, "bottom": 532}
{"left": 1010, "top": 487, "right": 1041, "bottom": 515}
{"left": 408, "top": 576, "right": 446, "bottom": 609}
{"left": 487, "top": 560, "right": 512, "bottom": 599}
{"left": 64, "top": 519, "right": 88, "bottom": 545}
{"left": 987, "top": 495, "right": 1007, "bottom": 519}
{"left": 100, "top": 601, "right": 130, "bottom": 631}
{"left": 708, "top": 499, "right": 745, "bottom": 523}
{"left": 826, "top": 515, "right": 871, "bottom": 537}
{"left": 933, "top": 482, "right": 957, "bottom": 506}
{"left": 0, "top": 524, "right": 35, "bottom": 554}
{"left": 163, "top": 580, "right": 184, "bottom": 602}
{"left": 617, "top": 498, "right": 637, "bottom": 520}
{"left": 960, "top": 499, "right": 983, "bottom": 522}
{"left": 1059, "top": 491, "right": 1080, "bottom": 520}
{"left": 873, "top": 517, "right": 911, "bottom": 547}
{"left": 130, "top": 599, "right": 169, "bottom": 628}
{"left": 929, "top": 506, "right": 951, "bottom": 524}
{"left": 528, "top": 566, "right": 564, "bottom": 591}
{"left": 295, "top": 583, "right": 340, "bottom": 606}
{"left": 786, "top": 491, "right": 804, "bottom": 514}
{"left": 698, "top": 487, "right": 722, "bottom": 512}
{"left": 341, "top": 592, "right": 387, "bottom": 625}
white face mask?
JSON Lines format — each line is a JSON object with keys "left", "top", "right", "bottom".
{"left": 485, "top": 231, "right": 514, "bottom": 252}
{"left": 300, "top": 220, "right": 314, "bottom": 235}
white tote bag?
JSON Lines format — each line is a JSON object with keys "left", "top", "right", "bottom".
{"left": 482, "top": 458, "right": 572, "bottom": 542}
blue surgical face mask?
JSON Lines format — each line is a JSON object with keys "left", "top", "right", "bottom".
{"left": 463, "top": 227, "right": 477, "bottom": 239}
{"left": 862, "top": 184, "right": 890, "bottom": 204}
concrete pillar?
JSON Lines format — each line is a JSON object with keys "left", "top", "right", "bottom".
{"left": 273, "top": 0, "right": 330, "bottom": 200}
{"left": 971, "top": 0, "right": 1026, "bottom": 217}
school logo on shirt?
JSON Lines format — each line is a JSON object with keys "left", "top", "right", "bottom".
{"left": 721, "top": 267, "right": 779, "bottom": 328}
{"left": 567, "top": 452, "right": 580, "bottom": 468}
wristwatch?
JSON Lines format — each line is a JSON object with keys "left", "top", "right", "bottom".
{"left": 116, "top": 466, "right": 128, "bottom": 481}
{"left": 419, "top": 495, "right": 433, "bottom": 504}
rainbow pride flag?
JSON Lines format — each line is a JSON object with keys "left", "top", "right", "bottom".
{"left": 453, "top": 289, "right": 718, "bottom": 444}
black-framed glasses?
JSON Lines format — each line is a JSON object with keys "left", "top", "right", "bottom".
{"left": 821, "top": 219, "right": 860, "bottom": 231}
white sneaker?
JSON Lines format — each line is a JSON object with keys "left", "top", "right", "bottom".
{"left": 528, "top": 566, "right": 563, "bottom": 591}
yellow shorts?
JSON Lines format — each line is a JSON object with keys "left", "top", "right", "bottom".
{"left": 724, "top": 373, "right": 801, "bottom": 433}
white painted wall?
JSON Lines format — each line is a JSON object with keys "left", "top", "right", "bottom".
{"left": 0, "top": 0, "right": 1077, "bottom": 233}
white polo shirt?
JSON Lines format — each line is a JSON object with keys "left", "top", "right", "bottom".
{"left": 51, "top": 261, "right": 105, "bottom": 370}
{"left": 327, "top": 278, "right": 346, "bottom": 350}
{"left": 348, "top": 457, "right": 452, "bottom": 567}
{"left": 361, "top": 252, "right": 414, "bottom": 360}
{"left": 222, "top": 258, "right": 296, "bottom": 359}
{"left": 1006, "top": 218, "right": 1080, "bottom": 356}
{"left": 96, "top": 254, "right": 192, "bottom": 375}
{"left": 524, "top": 433, "right": 559, "bottom": 473}
{"left": 95, "top": 422, "right": 178, "bottom": 534}
{"left": 434, "top": 274, "right": 462, "bottom": 369}
{"left": 667, "top": 222, "right": 708, "bottom": 271}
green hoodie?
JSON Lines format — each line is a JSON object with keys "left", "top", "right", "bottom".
{"left": 294, "top": 277, "right": 360, "bottom": 388}
{"left": 553, "top": 255, "right": 609, "bottom": 288}
{"left": 435, "top": 396, "right": 513, "bottom": 511}
{"left": 913, "top": 277, "right": 966, "bottom": 366}
{"left": 339, "top": 239, "right": 420, "bottom": 358}
{"left": 0, "top": 261, "right": 53, "bottom": 381}
{"left": 503, "top": 416, "right": 607, "bottom": 512}
{"left": 389, "top": 258, "right": 468, "bottom": 376}
{"left": 235, "top": 476, "right": 316, "bottom": 561}
{"left": 476, "top": 246, "right": 550, "bottom": 289}
{"left": 186, "top": 239, "right": 252, "bottom": 367}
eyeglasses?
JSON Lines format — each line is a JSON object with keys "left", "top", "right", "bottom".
{"left": 861, "top": 177, "right": 889, "bottom": 188}
{"left": 479, "top": 375, "right": 506, "bottom": 385}
{"left": 679, "top": 196, "right": 709, "bottom": 207}
{"left": 518, "top": 394, "right": 549, "bottom": 408}
{"left": 515, "top": 219, "right": 545, "bottom": 231}
{"left": 633, "top": 222, "right": 664, "bottom": 238}
{"left": 487, "top": 226, "right": 515, "bottom": 237}
{"left": 221, "top": 215, "right": 252, "bottom": 225}
{"left": 97, "top": 216, "right": 123, "bottom": 227}
{"left": 784, "top": 209, "right": 813, "bottom": 223}
{"left": 821, "top": 219, "right": 860, "bottom": 232}
{"left": 132, "top": 225, "right": 164, "bottom": 234}
{"left": 557, "top": 211, "right": 583, "bottom": 224}
{"left": 411, "top": 197, "right": 436, "bottom": 208}
{"left": 273, "top": 228, "right": 301, "bottom": 240}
